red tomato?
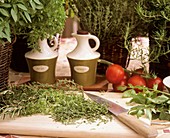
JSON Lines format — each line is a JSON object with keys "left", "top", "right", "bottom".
{"left": 113, "top": 79, "right": 127, "bottom": 92}
{"left": 147, "top": 77, "right": 164, "bottom": 90}
{"left": 128, "top": 75, "right": 146, "bottom": 92}
{"left": 132, "top": 68, "right": 145, "bottom": 76}
{"left": 106, "top": 64, "right": 125, "bottom": 84}
{"left": 112, "top": 71, "right": 129, "bottom": 92}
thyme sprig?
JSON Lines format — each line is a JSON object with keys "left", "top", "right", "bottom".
{"left": 122, "top": 84, "right": 170, "bottom": 121}
{"left": 0, "top": 80, "right": 112, "bottom": 124}
{"left": 69, "top": 0, "right": 148, "bottom": 41}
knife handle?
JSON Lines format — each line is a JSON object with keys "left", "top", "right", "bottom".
{"left": 118, "top": 112, "right": 158, "bottom": 138}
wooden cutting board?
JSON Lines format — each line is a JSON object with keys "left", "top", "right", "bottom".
{"left": 0, "top": 92, "right": 168, "bottom": 138}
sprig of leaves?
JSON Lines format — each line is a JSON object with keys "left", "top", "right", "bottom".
{"left": 136, "top": 0, "right": 170, "bottom": 64}
{"left": 0, "top": 80, "right": 112, "bottom": 124}
{"left": 122, "top": 84, "right": 170, "bottom": 121}
{"left": 0, "top": 0, "right": 66, "bottom": 49}
{"left": 0, "top": 0, "right": 43, "bottom": 43}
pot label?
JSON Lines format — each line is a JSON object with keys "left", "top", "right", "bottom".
{"left": 33, "top": 65, "right": 49, "bottom": 72}
{"left": 74, "top": 66, "right": 89, "bottom": 73}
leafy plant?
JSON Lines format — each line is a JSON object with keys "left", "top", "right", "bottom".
{"left": 135, "top": 0, "right": 170, "bottom": 63}
{"left": 122, "top": 84, "right": 170, "bottom": 121}
{"left": 0, "top": 0, "right": 66, "bottom": 49}
{"left": 0, "top": 0, "right": 42, "bottom": 44}
{"left": 25, "top": 0, "right": 66, "bottom": 49}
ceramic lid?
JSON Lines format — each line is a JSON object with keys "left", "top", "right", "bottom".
{"left": 77, "top": 30, "right": 89, "bottom": 35}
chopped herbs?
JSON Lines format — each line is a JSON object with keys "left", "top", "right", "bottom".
{"left": 0, "top": 80, "right": 112, "bottom": 124}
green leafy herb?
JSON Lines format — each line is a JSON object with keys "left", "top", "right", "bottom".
{"left": 135, "top": 0, "right": 170, "bottom": 64}
{"left": 0, "top": 0, "right": 66, "bottom": 49}
{"left": 0, "top": 80, "right": 112, "bottom": 124}
{"left": 122, "top": 85, "right": 170, "bottom": 121}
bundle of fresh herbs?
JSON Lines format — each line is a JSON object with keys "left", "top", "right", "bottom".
{"left": 122, "top": 84, "right": 170, "bottom": 121}
{"left": 69, "top": 0, "right": 148, "bottom": 44}
{"left": 0, "top": 80, "right": 112, "bottom": 124}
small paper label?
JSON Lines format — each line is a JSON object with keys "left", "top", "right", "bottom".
{"left": 74, "top": 66, "right": 89, "bottom": 73}
{"left": 33, "top": 65, "right": 49, "bottom": 72}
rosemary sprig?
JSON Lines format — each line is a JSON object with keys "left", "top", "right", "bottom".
{"left": 0, "top": 80, "right": 112, "bottom": 124}
{"left": 136, "top": 0, "right": 170, "bottom": 64}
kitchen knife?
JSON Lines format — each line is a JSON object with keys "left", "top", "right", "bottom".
{"left": 85, "top": 92, "right": 158, "bottom": 138}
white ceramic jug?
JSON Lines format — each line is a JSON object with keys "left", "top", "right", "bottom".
{"left": 67, "top": 30, "right": 100, "bottom": 86}
{"left": 25, "top": 35, "right": 59, "bottom": 84}
{"left": 67, "top": 31, "right": 100, "bottom": 60}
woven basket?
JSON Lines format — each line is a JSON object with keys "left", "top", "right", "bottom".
{"left": 0, "top": 38, "right": 16, "bottom": 91}
{"left": 94, "top": 37, "right": 129, "bottom": 74}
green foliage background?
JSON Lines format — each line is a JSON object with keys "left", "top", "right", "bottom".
{"left": 136, "top": 0, "right": 170, "bottom": 63}
{"left": 0, "top": 0, "right": 66, "bottom": 49}
{"left": 69, "top": 0, "right": 148, "bottom": 42}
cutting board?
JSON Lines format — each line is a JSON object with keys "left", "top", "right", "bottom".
{"left": 0, "top": 92, "right": 169, "bottom": 138}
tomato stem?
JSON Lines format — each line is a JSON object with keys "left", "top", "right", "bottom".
{"left": 97, "top": 59, "right": 113, "bottom": 65}
{"left": 98, "top": 59, "right": 131, "bottom": 73}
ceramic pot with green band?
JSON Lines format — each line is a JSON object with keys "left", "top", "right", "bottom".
{"left": 25, "top": 38, "right": 59, "bottom": 84}
{"left": 67, "top": 30, "right": 100, "bottom": 86}
{"left": 26, "top": 57, "right": 57, "bottom": 84}
{"left": 68, "top": 58, "right": 99, "bottom": 86}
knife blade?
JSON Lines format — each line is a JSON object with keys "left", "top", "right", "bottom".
{"left": 85, "top": 92, "right": 158, "bottom": 138}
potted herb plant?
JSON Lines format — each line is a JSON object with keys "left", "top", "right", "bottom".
{"left": 11, "top": 0, "right": 66, "bottom": 72}
{"left": 0, "top": 0, "right": 66, "bottom": 90}
{"left": 136, "top": 0, "right": 170, "bottom": 79}
{"left": 69, "top": 0, "right": 148, "bottom": 74}
{"left": 24, "top": 0, "right": 66, "bottom": 84}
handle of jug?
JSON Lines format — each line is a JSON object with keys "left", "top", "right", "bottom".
{"left": 88, "top": 35, "right": 100, "bottom": 52}
{"left": 50, "top": 34, "right": 60, "bottom": 51}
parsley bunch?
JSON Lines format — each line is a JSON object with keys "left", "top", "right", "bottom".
{"left": 123, "top": 85, "right": 170, "bottom": 121}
